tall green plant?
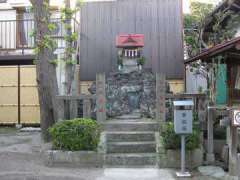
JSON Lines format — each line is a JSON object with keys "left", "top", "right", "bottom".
{"left": 184, "top": 2, "right": 213, "bottom": 57}
{"left": 208, "top": 10, "right": 240, "bottom": 44}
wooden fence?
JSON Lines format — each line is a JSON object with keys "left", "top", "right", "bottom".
{"left": 56, "top": 94, "right": 95, "bottom": 120}
{"left": 56, "top": 73, "right": 106, "bottom": 121}
{"left": 0, "top": 65, "right": 40, "bottom": 125}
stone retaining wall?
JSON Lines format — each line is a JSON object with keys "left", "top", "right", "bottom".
{"left": 158, "top": 148, "right": 203, "bottom": 169}
{"left": 157, "top": 135, "right": 203, "bottom": 169}
{"left": 42, "top": 150, "right": 103, "bottom": 168}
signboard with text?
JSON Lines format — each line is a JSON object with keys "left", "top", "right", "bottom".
{"left": 174, "top": 110, "right": 192, "bottom": 134}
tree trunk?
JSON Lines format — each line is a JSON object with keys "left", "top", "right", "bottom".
{"left": 64, "top": 0, "right": 75, "bottom": 95}
{"left": 30, "top": 0, "right": 60, "bottom": 141}
{"left": 63, "top": 0, "right": 78, "bottom": 118}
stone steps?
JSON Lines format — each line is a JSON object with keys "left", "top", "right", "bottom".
{"left": 103, "top": 117, "right": 158, "bottom": 167}
{"left": 107, "top": 141, "right": 156, "bottom": 154}
{"left": 115, "top": 114, "right": 141, "bottom": 120}
{"left": 102, "top": 120, "right": 158, "bottom": 132}
{"left": 105, "top": 153, "right": 157, "bottom": 167}
{"left": 106, "top": 131, "right": 155, "bottom": 142}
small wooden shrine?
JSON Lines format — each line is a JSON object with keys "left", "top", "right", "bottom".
{"left": 116, "top": 34, "right": 144, "bottom": 73}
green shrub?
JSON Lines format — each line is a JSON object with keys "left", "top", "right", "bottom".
{"left": 161, "top": 122, "right": 200, "bottom": 151}
{"left": 161, "top": 122, "right": 180, "bottom": 149}
{"left": 49, "top": 118, "right": 100, "bottom": 151}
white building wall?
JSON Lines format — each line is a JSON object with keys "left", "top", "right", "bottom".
{"left": 0, "top": 10, "right": 16, "bottom": 49}
{"left": 186, "top": 66, "right": 208, "bottom": 94}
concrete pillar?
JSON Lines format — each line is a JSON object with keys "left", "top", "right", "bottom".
{"left": 83, "top": 98, "right": 91, "bottom": 118}
{"left": 57, "top": 98, "right": 65, "bottom": 121}
{"left": 96, "top": 73, "right": 106, "bottom": 122}
{"left": 156, "top": 73, "right": 166, "bottom": 126}
{"left": 198, "top": 96, "right": 207, "bottom": 146}
{"left": 228, "top": 126, "right": 238, "bottom": 176}
{"left": 69, "top": 100, "right": 78, "bottom": 119}
{"left": 238, "top": 154, "right": 240, "bottom": 178}
{"left": 206, "top": 107, "right": 215, "bottom": 163}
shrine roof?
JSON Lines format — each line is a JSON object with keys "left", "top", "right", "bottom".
{"left": 116, "top": 34, "right": 144, "bottom": 48}
{"left": 184, "top": 36, "right": 240, "bottom": 64}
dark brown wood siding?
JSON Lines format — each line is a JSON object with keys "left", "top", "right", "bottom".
{"left": 80, "top": 0, "right": 184, "bottom": 80}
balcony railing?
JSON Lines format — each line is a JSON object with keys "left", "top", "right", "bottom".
{"left": 0, "top": 18, "right": 69, "bottom": 52}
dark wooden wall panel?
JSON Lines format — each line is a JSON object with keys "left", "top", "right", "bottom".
{"left": 80, "top": 0, "right": 183, "bottom": 80}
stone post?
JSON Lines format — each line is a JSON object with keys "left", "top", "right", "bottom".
{"left": 57, "top": 98, "right": 65, "bottom": 121}
{"left": 69, "top": 100, "right": 78, "bottom": 119}
{"left": 228, "top": 125, "right": 238, "bottom": 176}
{"left": 156, "top": 73, "right": 166, "bottom": 127}
{"left": 96, "top": 73, "right": 106, "bottom": 122}
{"left": 206, "top": 107, "right": 215, "bottom": 163}
{"left": 238, "top": 154, "right": 240, "bottom": 178}
{"left": 83, "top": 98, "right": 91, "bottom": 118}
{"left": 198, "top": 96, "right": 207, "bottom": 147}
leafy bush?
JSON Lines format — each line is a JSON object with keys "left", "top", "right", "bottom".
{"left": 161, "top": 122, "right": 180, "bottom": 150}
{"left": 161, "top": 122, "right": 200, "bottom": 151}
{"left": 49, "top": 118, "right": 100, "bottom": 151}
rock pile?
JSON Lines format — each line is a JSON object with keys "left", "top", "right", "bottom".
{"left": 89, "top": 70, "right": 170, "bottom": 119}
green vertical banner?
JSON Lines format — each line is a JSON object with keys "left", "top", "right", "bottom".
{"left": 216, "top": 64, "right": 227, "bottom": 105}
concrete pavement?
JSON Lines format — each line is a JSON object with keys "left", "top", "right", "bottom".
{"left": 0, "top": 128, "right": 222, "bottom": 180}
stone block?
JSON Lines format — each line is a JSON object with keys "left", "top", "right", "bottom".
{"left": 102, "top": 120, "right": 158, "bottom": 132}
{"left": 107, "top": 141, "right": 156, "bottom": 153}
{"left": 106, "top": 131, "right": 155, "bottom": 142}
{"left": 105, "top": 153, "right": 157, "bottom": 167}
{"left": 157, "top": 139, "right": 203, "bottom": 169}
{"left": 158, "top": 148, "right": 203, "bottom": 169}
{"left": 42, "top": 150, "right": 103, "bottom": 168}
{"left": 198, "top": 166, "right": 226, "bottom": 179}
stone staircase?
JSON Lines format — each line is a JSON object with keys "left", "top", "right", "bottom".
{"left": 102, "top": 115, "right": 158, "bottom": 167}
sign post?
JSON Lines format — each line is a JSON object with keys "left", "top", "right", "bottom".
{"left": 173, "top": 100, "right": 194, "bottom": 178}
{"left": 180, "top": 135, "right": 186, "bottom": 175}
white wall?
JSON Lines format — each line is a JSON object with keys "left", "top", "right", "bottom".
{"left": 0, "top": 10, "right": 16, "bottom": 49}
{"left": 186, "top": 66, "right": 208, "bottom": 94}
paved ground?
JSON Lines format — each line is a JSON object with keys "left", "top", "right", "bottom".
{"left": 0, "top": 128, "right": 225, "bottom": 180}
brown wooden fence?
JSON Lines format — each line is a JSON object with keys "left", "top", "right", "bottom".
{"left": 0, "top": 65, "right": 40, "bottom": 124}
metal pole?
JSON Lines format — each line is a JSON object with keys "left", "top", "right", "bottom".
{"left": 181, "top": 135, "right": 185, "bottom": 173}
{"left": 17, "top": 65, "right": 21, "bottom": 125}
